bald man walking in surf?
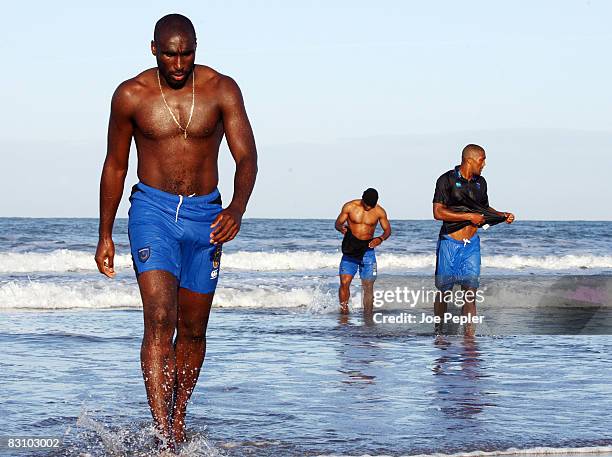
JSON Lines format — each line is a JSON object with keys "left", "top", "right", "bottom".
{"left": 432, "top": 144, "right": 514, "bottom": 336}
{"left": 95, "top": 14, "right": 257, "bottom": 449}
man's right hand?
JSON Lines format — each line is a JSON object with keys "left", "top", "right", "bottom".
{"left": 469, "top": 213, "right": 486, "bottom": 226}
{"left": 95, "top": 237, "right": 116, "bottom": 278}
{"left": 336, "top": 225, "right": 348, "bottom": 235}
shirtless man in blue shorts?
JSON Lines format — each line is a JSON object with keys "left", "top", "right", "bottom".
{"left": 94, "top": 14, "right": 257, "bottom": 447}
{"left": 335, "top": 188, "right": 392, "bottom": 317}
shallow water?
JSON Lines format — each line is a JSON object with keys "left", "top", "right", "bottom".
{"left": 1, "top": 219, "right": 611, "bottom": 456}
{"left": 1, "top": 219, "right": 612, "bottom": 313}
{"left": 1, "top": 309, "right": 611, "bottom": 456}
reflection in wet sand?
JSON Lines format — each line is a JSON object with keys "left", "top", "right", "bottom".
{"left": 432, "top": 336, "right": 496, "bottom": 420}
{"left": 334, "top": 315, "right": 382, "bottom": 386}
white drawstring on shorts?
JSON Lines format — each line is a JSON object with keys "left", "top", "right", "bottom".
{"left": 175, "top": 193, "right": 196, "bottom": 222}
{"left": 463, "top": 238, "right": 471, "bottom": 247}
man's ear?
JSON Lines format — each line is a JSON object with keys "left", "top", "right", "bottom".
{"left": 151, "top": 40, "right": 157, "bottom": 56}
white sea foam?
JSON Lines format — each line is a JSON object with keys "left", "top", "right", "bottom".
{"left": 0, "top": 280, "right": 142, "bottom": 310}
{"left": 1, "top": 262, "right": 610, "bottom": 311}
{"left": 2, "top": 249, "right": 612, "bottom": 273}
{"left": 214, "top": 285, "right": 346, "bottom": 312}
{"left": 75, "top": 408, "right": 223, "bottom": 456}
{"left": 211, "top": 252, "right": 612, "bottom": 272}
{"left": 485, "top": 254, "right": 612, "bottom": 271}
{"left": 0, "top": 280, "right": 357, "bottom": 311}
{"left": 0, "top": 250, "right": 133, "bottom": 273}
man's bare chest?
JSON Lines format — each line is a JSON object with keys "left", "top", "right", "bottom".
{"left": 134, "top": 96, "right": 223, "bottom": 141}
{"left": 349, "top": 211, "right": 378, "bottom": 226}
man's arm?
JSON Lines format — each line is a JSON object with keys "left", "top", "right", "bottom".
{"left": 335, "top": 202, "right": 351, "bottom": 234}
{"left": 433, "top": 203, "right": 485, "bottom": 226}
{"left": 432, "top": 174, "right": 484, "bottom": 225}
{"left": 369, "top": 208, "right": 392, "bottom": 248}
{"left": 95, "top": 82, "right": 135, "bottom": 278}
{"left": 210, "top": 76, "right": 258, "bottom": 244}
{"left": 487, "top": 206, "right": 515, "bottom": 223}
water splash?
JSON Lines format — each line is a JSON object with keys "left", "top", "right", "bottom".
{"left": 71, "top": 408, "right": 224, "bottom": 457}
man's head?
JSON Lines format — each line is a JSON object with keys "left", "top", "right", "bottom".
{"left": 362, "top": 188, "right": 379, "bottom": 210}
{"left": 461, "top": 144, "right": 486, "bottom": 176}
{"left": 151, "top": 14, "right": 197, "bottom": 88}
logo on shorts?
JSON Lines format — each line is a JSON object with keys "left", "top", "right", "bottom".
{"left": 210, "top": 269, "right": 218, "bottom": 279}
{"left": 212, "top": 245, "right": 222, "bottom": 269}
{"left": 137, "top": 247, "right": 151, "bottom": 263}
{"left": 455, "top": 182, "right": 462, "bottom": 188}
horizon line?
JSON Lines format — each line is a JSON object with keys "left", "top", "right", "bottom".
{"left": 1, "top": 217, "right": 610, "bottom": 223}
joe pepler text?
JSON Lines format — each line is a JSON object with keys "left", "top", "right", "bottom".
{"left": 373, "top": 312, "right": 484, "bottom": 325}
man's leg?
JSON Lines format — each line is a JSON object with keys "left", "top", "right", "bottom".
{"left": 171, "top": 288, "right": 214, "bottom": 443}
{"left": 138, "top": 270, "right": 178, "bottom": 444}
{"left": 434, "top": 293, "right": 448, "bottom": 334}
{"left": 361, "top": 279, "right": 375, "bottom": 318}
{"left": 460, "top": 236, "right": 481, "bottom": 337}
{"left": 360, "top": 251, "right": 377, "bottom": 319}
{"left": 434, "top": 237, "right": 453, "bottom": 334}
{"left": 461, "top": 285, "right": 477, "bottom": 337}
{"left": 339, "top": 274, "right": 354, "bottom": 314}
{"left": 460, "top": 286, "right": 477, "bottom": 317}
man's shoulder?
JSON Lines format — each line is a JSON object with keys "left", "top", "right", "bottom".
{"left": 343, "top": 199, "right": 360, "bottom": 211}
{"left": 436, "top": 168, "right": 456, "bottom": 183}
{"left": 441, "top": 168, "right": 456, "bottom": 178}
{"left": 196, "top": 65, "right": 240, "bottom": 93}
{"left": 375, "top": 204, "right": 387, "bottom": 217}
{"left": 112, "top": 69, "right": 154, "bottom": 104}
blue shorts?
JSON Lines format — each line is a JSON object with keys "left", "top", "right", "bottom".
{"left": 435, "top": 234, "right": 481, "bottom": 291}
{"left": 339, "top": 249, "right": 377, "bottom": 280}
{"left": 128, "top": 182, "right": 223, "bottom": 295}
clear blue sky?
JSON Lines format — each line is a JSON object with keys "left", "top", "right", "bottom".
{"left": 0, "top": 1, "right": 610, "bottom": 219}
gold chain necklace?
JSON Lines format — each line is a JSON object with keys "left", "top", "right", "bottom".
{"left": 157, "top": 68, "right": 195, "bottom": 139}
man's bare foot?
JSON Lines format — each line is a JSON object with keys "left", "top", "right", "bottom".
{"left": 340, "top": 302, "right": 349, "bottom": 314}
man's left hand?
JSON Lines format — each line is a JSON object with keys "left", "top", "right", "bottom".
{"left": 210, "top": 207, "right": 243, "bottom": 244}
{"left": 505, "top": 212, "right": 515, "bottom": 224}
{"left": 369, "top": 237, "right": 383, "bottom": 249}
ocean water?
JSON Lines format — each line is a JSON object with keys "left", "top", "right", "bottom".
{"left": 1, "top": 218, "right": 611, "bottom": 456}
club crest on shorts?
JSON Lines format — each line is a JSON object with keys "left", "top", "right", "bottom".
{"left": 137, "top": 247, "right": 151, "bottom": 263}
{"left": 212, "top": 244, "right": 222, "bottom": 269}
